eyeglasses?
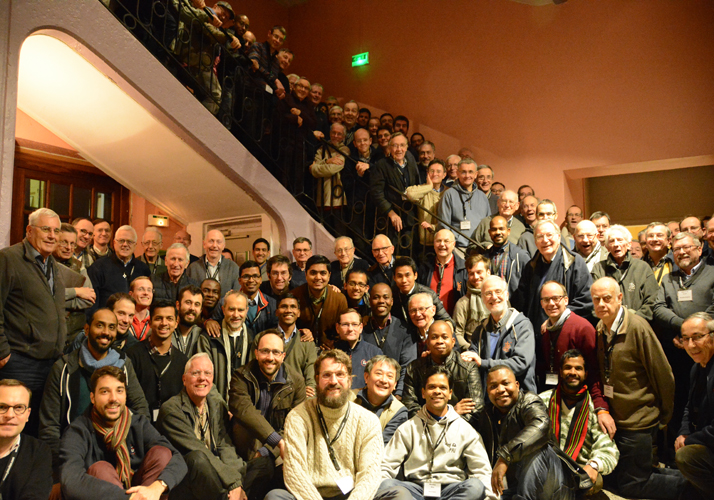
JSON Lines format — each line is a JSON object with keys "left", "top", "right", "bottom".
{"left": 483, "top": 289, "right": 507, "bottom": 299}
{"left": 335, "top": 248, "right": 354, "bottom": 255}
{"left": 116, "top": 239, "right": 136, "bottom": 246}
{"left": 143, "top": 240, "right": 161, "bottom": 247}
{"left": 673, "top": 244, "right": 698, "bottom": 254}
{"left": 540, "top": 295, "right": 566, "bottom": 304}
{"left": 58, "top": 240, "right": 77, "bottom": 248}
{"left": 339, "top": 322, "right": 361, "bottom": 329}
{"left": 681, "top": 333, "right": 710, "bottom": 344}
{"left": 346, "top": 281, "right": 368, "bottom": 289}
{"left": 408, "top": 306, "right": 432, "bottom": 315}
{"left": 319, "top": 371, "right": 349, "bottom": 381}
{"left": 0, "top": 404, "right": 29, "bottom": 415}
{"left": 257, "top": 348, "right": 284, "bottom": 356}
{"left": 31, "top": 225, "right": 60, "bottom": 235}
{"left": 535, "top": 232, "right": 558, "bottom": 242}
{"left": 241, "top": 274, "right": 261, "bottom": 281}
{"left": 188, "top": 370, "right": 213, "bottom": 378}
{"left": 372, "top": 246, "right": 393, "bottom": 254}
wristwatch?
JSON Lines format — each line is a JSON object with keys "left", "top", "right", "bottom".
{"left": 587, "top": 460, "right": 599, "bottom": 472}
{"left": 158, "top": 480, "right": 169, "bottom": 492}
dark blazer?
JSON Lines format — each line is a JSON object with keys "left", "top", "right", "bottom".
{"left": 87, "top": 254, "right": 150, "bottom": 318}
{"left": 329, "top": 258, "right": 371, "bottom": 288}
{"left": 151, "top": 271, "right": 200, "bottom": 303}
{"left": 417, "top": 253, "right": 468, "bottom": 308}
{"left": 370, "top": 156, "right": 421, "bottom": 216}
{"left": 680, "top": 356, "right": 714, "bottom": 449}
{"left": 391, "top": 283, "right": 453, "bottom": 325}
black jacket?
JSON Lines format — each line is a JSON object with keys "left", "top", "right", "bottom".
{"left": 391, "top": 283, "right": 453, "bottom": 325}
{"left": 39, "top": 348, "right": 150, "bottom": 477}
{"left": 329, "top": 258, "right": 371, "bottom": 288}
{"left": 150, "top": 271, "right": 200, "bottom": 303}
{"left": 87, "top": 254, "right": 150, "bottom": 319}
{"left": 680, "top": 356, "right": 714, "bottom": 448}
{"left": 59, "top": 410, "right": 187, "bottom": 500}
{"left": 0, "top": 434, "right": 52, "bottom": 500}
{"left": 402, "top": 350, "right": 483, "bottom": 422}
{"left": 370, "top": 156, "right": 421, "bottom": 217}
{"left": 478, "top": 390, "right": 550, "bottom": 470}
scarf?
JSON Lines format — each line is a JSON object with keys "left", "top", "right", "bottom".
{"left": 545, "top": 308, "right": 571, "bottom": 332}
{"left": 91, "top": 407, "right": 133, "bottom": 488}
{"left": 80, "top": 338, "right": 124, "bottom": 371}
{"left": 467, "top": 285, "right": 490, "bottom": 326}
{"left": 548, "top": 384, "right": 590, "bottom": 461}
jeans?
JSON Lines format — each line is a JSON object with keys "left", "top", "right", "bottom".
{"left": 675, "top": 444, "right": 714, "bottom": 499}
{"left": 607, "top": 428, "right": 687, "bottom": 499}
{"left": 374, "top": 477, "right": 487, "bottom": 500}
{"left": 506, "top": 446, "right": 573, "bottom": 500}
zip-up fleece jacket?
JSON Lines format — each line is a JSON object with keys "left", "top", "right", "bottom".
{"left": 383, "top": 405, "right": 497, "bottom": 500}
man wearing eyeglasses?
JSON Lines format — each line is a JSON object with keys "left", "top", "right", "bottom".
{"left": 87, "top": 225, "right": 151, "bottom": 320}
{"left": 368, "top": 234, "right": 396, "bottom": 287}
{"left": 675, "top": 313, "right": 714, "bottom": 499}
{"left": 0, "top": 379, "right": 52, "bottom": 499}
{"left": 470, "top": 190, "right": 526, "bottom": 249}
{"left": 329, "top": 237, "right": 370, "bottom": 289}
{"left": 654, "top": 231, "right": 714, "bottom": 451}
{"left": 592, "top": 277, "right": 683, "bottom": 499}
{"left": 334, "top": 310, "right": 382, "bottom": 390}
{"left": 159, "top": 353, "right": 249, "bottom": 500}
{"left": 0, "top": 207, "right": 66, "bottom": 436}
{"left": 72, "top": 217, "right": 95, "bottom": 270}
{"left": 229, "top": 330, "right": 305, "bottom": 472}
{"left": 138, "top": 228, "right": 166, "bottom": 276}
{"left": 462, "top": 276, "right": 537, "bottom": 393}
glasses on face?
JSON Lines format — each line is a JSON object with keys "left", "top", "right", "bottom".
{"left": 483, "top": 289, "right": 507, "bottom": 299}
{"left": 257, "top": 348, "right": 283, "bottom": 356}
{"left": 339, "top": 322, "right": 361, "bottom": 329}
{"left": 346, "top": 281, "right": 368, "bottom": 289}
{"left": 373, "top": 246, "right": 393, "bottom": 254}
{"left": 188, "top": 370, "right": 213, "bottom": 378}
{"left": 673, "top": 244, "right": 698, "bottom": 254}
{"left": 0, "top": 404, "right": 29, "bottom": 415}
{"left": 116, "top": 239, "right": 136, "bottom": 246}
{"left": 682, "top": 333, "right": 710, "bottom": 345}
{"left": 296, "top": 84, "right": 310, "bottom": 90}
{"left": 58, "top": 240, "right": 76, "bottom": 248}
{"left": 540, "top": 295, "right": 566, "bottom": 304}
{"left": 320, "top": 371, "right": 349, "bottom": 381}
{"left": 241, "top": 274, "right": 261, "bottom": 281}
{"left": 78, "top": 229, "right": 94, "bottom": 238}
{"left": 143, "top": 240, "right": 161, "bottom": 247}
{"left": 271, "top": 271, "right": 289, "bottom": 278}
{"left": 535, "top": 232, "right": 558, "bottom": 242}
{"left": 335, "top": 247, "right": 354, "bottom": 255}
{"left": 31, "top": 225, "right": 60, "bottom": 236}
{"left": 408, "top": 306, "right": 431, "bottom": 315}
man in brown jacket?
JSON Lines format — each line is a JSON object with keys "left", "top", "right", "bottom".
{"left": 592, "top": 277, "right": 685, "bottom": 499}
{"left": 291, "top": 255, "right": 348, "bottom": 346}
{"left": 229, "top": 329, "right": 306, "bottom": 464}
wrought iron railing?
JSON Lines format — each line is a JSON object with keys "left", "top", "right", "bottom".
{"left": 102, "top": 0, "right": 483, "bottom": 264}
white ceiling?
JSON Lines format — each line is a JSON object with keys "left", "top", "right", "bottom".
{"left": 16, "top": 34, "right": 264, "bottom": 225}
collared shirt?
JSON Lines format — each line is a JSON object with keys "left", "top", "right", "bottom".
{"left": 0, "top": 434, "right": 21, "bottom": 459}
{"left": 682, "top": 260, "right": 704, "bottom": 278}
{"left": 609, "top": 307, "right": 626, "bottom": 337}
{"left": 256, "top": 365, "right": 287, "bottom": 417}
{"left": 193, "top": 404, "right": 211, "bottom": 450}
{"left": 279, "top": 324, "right": 297, "bottom": 344}
{"left": 27, "top": 243, "right": 54, "bottom": 290}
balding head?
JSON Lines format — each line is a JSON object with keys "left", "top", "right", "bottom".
{"left": 574, "top": 220, "right": 599, "bottom": 257}
{"left": 497, "top": 190, "right": 519, "bottom": 218}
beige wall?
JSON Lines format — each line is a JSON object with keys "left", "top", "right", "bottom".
{"left": 270, "top": 0, "right": 714, "bottom": 223}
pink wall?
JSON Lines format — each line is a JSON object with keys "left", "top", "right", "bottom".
{"left": 280, "top": 0, "right": 714, "bottom": 221}
{"left": 226, "top": 0, "right": 289, "bottom": 45}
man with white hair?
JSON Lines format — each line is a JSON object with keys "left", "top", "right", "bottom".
{"left": 417, "top": 229, "right": 467, "bottom": 315}
{"left": 310, "top": 122, "right": 350, "bottom": 209}
{"left": 152, "top": 243, "right": 200, "bottom": 302}
{"left": 573, "top": 220, "right": 608, "bottom": 272}
{"left": 329, "top": 236, "right": 370, "bottom": 289}
{"left": 138, "top": 227, "right": 166, "bottom": 276}
{"left": 462, "top": 276, "right": 537, "bottom": 393}
{"left": 158, "top": 353, "right": 249, "bottom": 500}
{"left": 470, "top": 190, "right": 526, "bottom": 247}
{"left": 87, "top": 225, "right": 151, "bottom": 318}
{"left": 517, "top": 199, "right": 558, "bottom": 258}
{"left": 592, "top": 224, "right": 659, "bottom": 321}
{"left": 0, "top": 207, "right": 66, "bottom": 435}
{"left": 512, "top": 219, "right": 594, "bottom": 331}
{"left": 187, "top": 229, "right": 241, "bottom": 297}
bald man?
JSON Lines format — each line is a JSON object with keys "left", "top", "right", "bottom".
{"left": 573, "top": 220, "right": 608, "bottom": 272}
{"left": 187, "top": 230, "right": 241, "bottom": 297}
{"left": 417, "top": 229, "right": 467, "bottom": 314}
{"left": 470, "top": 190, "right": 526, "bottom": 248}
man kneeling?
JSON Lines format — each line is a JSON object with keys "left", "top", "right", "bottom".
{"left": 59, "top": 366, "right": 186, "bottom": 500}
{"left": 377, "top": 365, "right": 496, "bottom": 500}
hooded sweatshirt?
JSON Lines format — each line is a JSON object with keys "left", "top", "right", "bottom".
{"left": 383, "top": 405, "right": 497, "bottom": 500}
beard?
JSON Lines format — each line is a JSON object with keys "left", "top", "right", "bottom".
{"left": 317, "top": 383, "right": 350, "bottom": 409}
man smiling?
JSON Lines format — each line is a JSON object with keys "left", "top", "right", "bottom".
{"left": 151, "top": 243, "right": 199, "bottom": 302}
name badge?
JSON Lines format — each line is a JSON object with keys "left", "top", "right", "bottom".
{"left": 604, "top": 384, "right": 614, "bottom": 398}
{"left": 545, "top": 373, "right": 558, "bottom": 386}
{"left": 265, "top": 84, "right": 274, "bottom": 94}
{"left": 678, "top": 289, "right": 693, "bottom": 302}
{"left": 153, "top": 409, "right": 160, "bottom": 422}
{"left": 460, "top": 220, "right": 471, "bottom": 231}
{"left": 424, "top": 482, "right": 441, "bottom": 497}
{"left": 335, "top": 475, "right": 354, "bottom": 495}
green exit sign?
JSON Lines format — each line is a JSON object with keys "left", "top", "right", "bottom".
{"left": 352, "top": 52, "right": 369, "bottom": 67}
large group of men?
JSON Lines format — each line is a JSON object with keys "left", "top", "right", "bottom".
{"left": 1, "top": 199, "right": 713, "bottom": 500}
{"left": 3, "top": 2, "right": 714, "bottom": 499}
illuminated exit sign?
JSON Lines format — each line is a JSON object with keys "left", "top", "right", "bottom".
{"left": 352, "top": 52, "right": 369, "bottom": 67}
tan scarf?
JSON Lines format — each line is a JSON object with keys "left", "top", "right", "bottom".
{"left": 91, "top": 407, "right": 133, "bottom": 488}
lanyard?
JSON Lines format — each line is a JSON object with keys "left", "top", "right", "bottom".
{"left": 602, "top": 313, "right": 624, "bottom": 383}
{"left": 435, "top": 263, "right": 446, "bottom": 296}
{"left": 205, "top": 257, "right": 222, "bottom": 280}
{"left": 132, "top": 320, "right": 150, "bottom": 342}
{"left": 457, "top": 189, "right": 475, "bottom": 220}
{"left": 548, "top": 330, "right": 560, "bottom": 374}
{"left": 310, "top": 302, "right": 326, "bottom": 339}
{"left": 149, "top": 349, "right": 172, "bottom": 407}
{"left": 0, "top": 447, "right": 19, "bottom": 495}
{"left": 371, "top": 321, "right": 392, "bottom": 349}
{"left": 317, "top": 403, "right": 351, "bottom": 471}
{"left": 424, "top": 420, "right": 448, "bottom": 474}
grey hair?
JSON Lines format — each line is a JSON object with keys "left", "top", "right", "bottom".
{"left": 184, "top": 352, "right": 213, "bottom": 375}
{"left": 142, "top": 227, "right": 163, "bottom": 242}
{"left": 591, "top": 276, "right": 621, "bottom": 295}
{"left": 536, "top": 199, "right": 557, "bottom": 215}
{"left": 477, "top": 164, "right": 494, "bottom": 175}
{"left": 481, "top": 275, "right": 508, "bottom": 293}
{"left": 365, "top": 355, "right": 401, "bottom": 382}
{"left": 408, "top": 292, "right": 433, "bottom": 307}
{"left": 458, "top": 158, "right": 477, "bottom": 168}
{"left": 167, "top": 242, "right": 190, "bottom": 261}
{"left": 334, "top": 236, "right": 354, "bottom": 249}
{"left": 604, "top": 224, "right": 632, "bottom": 246}
{"left": 533, "top": 219, "right": 561, "bottom": 236}
{"left": 115, "top": 225, "right": 138, "bottom": 242}
{"left": 683, "top": 312, "right": 714, "bottom": 334}
{"left": 673, "top": 231, "right": 701, "bottom": 248}
{"left": 645, "top": 222, "right": 671, "bottom": 239}
{"left": 28, "top": 208, "right": 60, "bottom": 226}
